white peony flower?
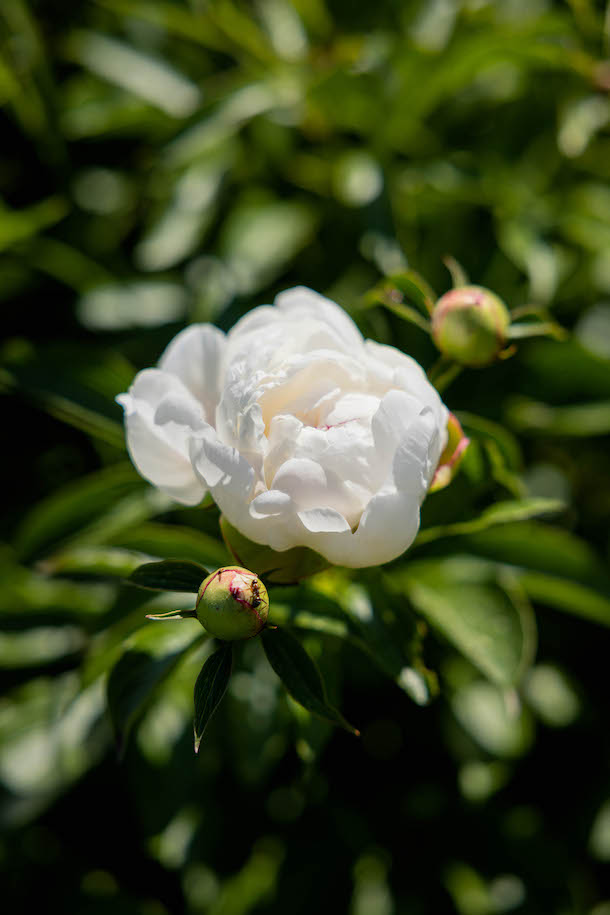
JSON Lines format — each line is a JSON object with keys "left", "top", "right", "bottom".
{"left": 117, "top": 287, "right": 449, "bottom": 568}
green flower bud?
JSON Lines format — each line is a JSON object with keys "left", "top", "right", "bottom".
{"left": 196, "top": 567, "right": 269, "bottom": 640}
{"left": 431, "top": 285, "right": 511, "bottom": 367}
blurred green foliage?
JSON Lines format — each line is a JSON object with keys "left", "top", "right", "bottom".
{"left": 1, "top": 0, "right": 610, "bottom": 913}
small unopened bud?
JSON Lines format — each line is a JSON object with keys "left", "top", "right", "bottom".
{"left": 431, "top": 285, "right": 510, "bottom": 367}
{"left": 429, "top": 413, "right": 469, "bottom": 492}
{"left": 196, "top": 567, "right": 269, "bottom": 640}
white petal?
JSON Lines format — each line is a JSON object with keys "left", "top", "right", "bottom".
{"left": 371, "top": 390, "right": 425, "bottom": 459}
{"left": 392, "top": 409, "right": 437, "bottom": 494}
{"left": 297, "top": 507, "right": 351, "bottom": 533}
{"left": 275, "top": 286, "right": 364, "bottom": 350}
{"left": 271, "top": 458, "right": 327, "bottom": 505}
{"left": 154, "top": 392, "right": 207, "bottom": 431}
{"left": 350, "top": 490, "right": 421, "bottom": 565}
{"left": 191, "top": 431, "right": 256, "bottom": 527}
{"left": 158, "top": 323, "right": 225, "bottom": 425}
{"left": 117, "top": 369, "right": 206, "bottom": 505}
{"left": 249, "top": 490, "right": 292, "bottom": 519}
{"left": 264, "top": 414, "right": 302, "bottom": 488}
{"left": 365, "top": 339, "right": 448, "bottom": 434}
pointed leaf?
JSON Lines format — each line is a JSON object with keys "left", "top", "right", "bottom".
{"left": 261, "top": 626, "right": 358, "bottom": 734}
{"left": 129, "top": 559, "right": 212, "bottom": 593}
{"left": 193, "top": 641, "right": 233, "bottom": 753}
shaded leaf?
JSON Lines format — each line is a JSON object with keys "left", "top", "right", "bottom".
{"left": 269, "top": 585, "right": 436, "bottom": 706}
{"left": 402, "top": 559, "right": 537, "bottom": 686}
{"left": 366, "top": 270, "right": 436, "bottom": 315}
{"left": 1, "top": 342, "right": 134, "bottom": 447}
{"left": 261, "top": 626, "right": 358, "bottom": 734}
{"left": 456, "top": 522, "right": 610, "bottom": 592}
{"left": 107, "top": 639, "right": 200, "bottom": 754}
{"left": 38, "top": 546, "right": 147, "bottom": 581}
{"left": 14, "top": 463, "right": 146, "bottom": 560}
{"left": 506, "top": 397, "right": 610, "bottom": 437}
{"left": 129, "top": 559, "right": 211, "bottom": 593}
{"left": 519, "top": 572, "right": 610, "bottom": 627}
{"left": 193, "top": 641, "right": 233, "bottom": 753}
{"left": 109, "top": 522, "right": 229, "bottom": 568}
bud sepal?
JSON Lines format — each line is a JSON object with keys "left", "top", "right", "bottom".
{"left": 430, "top": 412, "right": 470, "bottom": 492}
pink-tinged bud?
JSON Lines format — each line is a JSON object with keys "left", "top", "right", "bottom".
{"left": 196, "top": 567, "right": 269, "bottom": 640}
{"left": 431, "top": 285, "right": 510, "bottom": 367}
{"left": 430, "top": 413, "right": 469, "bottom": 492}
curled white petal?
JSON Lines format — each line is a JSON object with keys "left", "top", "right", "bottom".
{"left": 159, "top": 324, "right": 225, "bottom": 425}
{"left": 116, "top": 369, "right": 206, "bottom": 505}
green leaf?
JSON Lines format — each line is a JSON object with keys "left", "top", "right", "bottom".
{"left": 269, "top": 584, "right": 437, "bottom": 706}
{"left": 193, "top": 641, "right": 233, "bottom": 753}
{"left": 65, "top": 31, "right": 201, "bottom": 118}
{"left": 261, "top": 626, "right": 359, "bottom": 734}
{"left": 14, "top": 463, "right": 146, "bottom": 561}
{"left": 109, "top": 522, "right": 229, "bottom": 568}
{"left": 457, "top": 411, "right": 523, "bottom": 471}
{"left": 506, "top": 397, "right": 610, "bottom": 437}
{"left": 402, "top": 559, "right": 537, "bottom": 686}
{"left": 1, "top": 341, "right": 134, "bottom": 447}
{"left": 220, "top": 516, "right": 329, "bottom": 583}
{"left": 519, "top": 572, "right": 610, "bottom": 627}
{"left": 367, "top": 270, "right": 437, "bottom": 315}
{"left": 0, "top": 196, "right": 68, "bottom": 252}
{"left": 415, "top": 498, "right": 564, "bottom": 547}
{"left": 107, "top": 637, "right": 202, "bottom": 754}
{"left": 455, "top": 522, "right": 610, "bottom": 591}
{"left": 38, "top": 546, "right": 148, "bottom": 581}
{"left": 129, "top": 559, "right": 212, "bottom": 593}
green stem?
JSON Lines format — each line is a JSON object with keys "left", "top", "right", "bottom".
{"left": 428, "top": 358, "right": 462, "bottom": 394}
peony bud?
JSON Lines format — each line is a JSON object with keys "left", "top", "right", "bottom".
{"left": 196, "top": 567, "right": 269, "bottom": 640}
{"left": 431, "top": 285, "right": 510, "bottom": 367}
{"left": 429, "top": 413, "right": 469, "bottom": 492}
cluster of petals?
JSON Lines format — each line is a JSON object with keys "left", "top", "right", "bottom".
{"left": 117, "top": 287, "right": 449, "bottom": 567}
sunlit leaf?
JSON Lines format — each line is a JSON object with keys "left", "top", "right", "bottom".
{"left": 416, "top": 498, "right": 563, "bottom": 546}
{"left": 402, "top": 559, "right": 537, "bottom": 686}
{"left": 65, "top": 31, "right": 201, "bottom": 118}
